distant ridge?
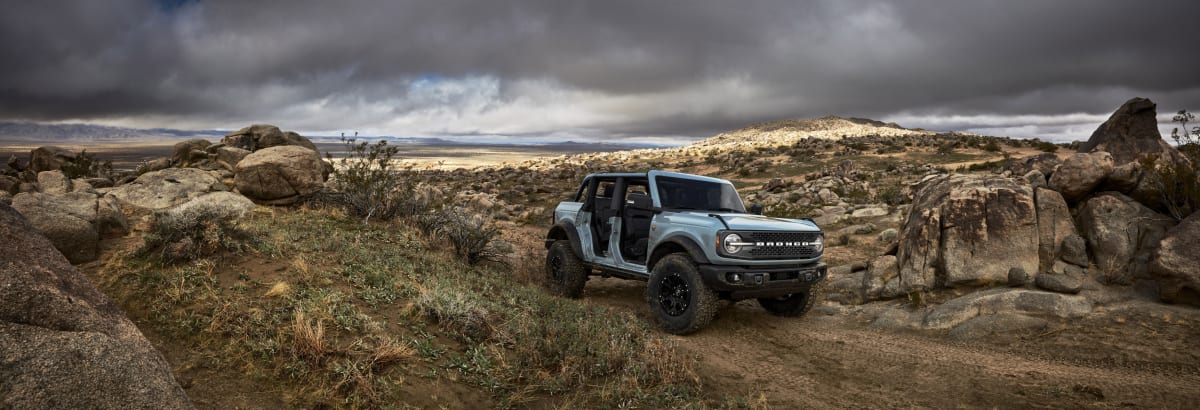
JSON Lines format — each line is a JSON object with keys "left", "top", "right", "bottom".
{"left": 0, "top": 122, "right": 224, "bottom": 142}
{"left": 689, "top": 115, "right": 934, "bottom": 149}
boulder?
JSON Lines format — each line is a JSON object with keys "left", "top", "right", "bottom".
{"left": 1150, "top": 212, "right": 1200, "bottom": 306}
{"left": 1006, "top": 152, "right": 1062, "bottom": 178}
{"left": 1047, "top": 151, "right": 1114, "bottom": 204}
{"left": 1059, "top": 233, "right": 1088, "bottom": 267}
{"left": 234, "top": 146, "right": 326, "bottom": 205}
{"left": 0, "top": 175, "right": 19, "bottom": 194}
{"left": 10, "top": 192, "right": 102, "bottom": 263}
{"left": 877, "top": 228, "right": 898, "bottom": 242}
{"left": 946, "top": 313, "right": 1048, "bottom": 340}
{"left": 169, "top": 191, "right": 256, "bottom": 220}
{"left": 851, "top": 206, "right": 888, "bottom": 218}
{"left": 36, "top": 170, "right": 72, "bottom": 194}
{"left": 1076, "top": 192, "right": 1174, "bottom": 285}
{"left": 1023, "top": 170, "right": 1046, "bottom": 191}
{"left": 107, "top": 168, "right": 228, "bottom": 210}
{"left": 862, "top": 255, "right": 901, "bottom": 301}
{"left": 922, "top": 288, "right": 1093, "bottom": 330}
{"left": 1034, "top": 188, "right": 1077, "bottom": 272}
{"left": 171, "top": 139, "right": 212, "bottom": 167}
{"left": 0, "top": 203, "right": 192, "bottom": 409}
{"left": 896, "top": 174, "right": 1038, "bottom": 293}
{"left": 1078, "top": 97, "right": 1190, "bottom": 166}
{"left": 222, "top": 124, "right": 318, "bottom": 152}
{"left": 29, "top": 146, "right": 75, "bottom": 173}
{"left": 0, "top": 192, "right": 10, "bottom": 206}
{"left": 1007, "top": 267, "right": 1030, "bottom": 287}
{"left": 817, "top": 188, "right": 840, "bottom": 204}
{"left": 213, "top": 146, "right": 251, "bottom": 172}
{"left": 1035, "top": 273, "right": 1083, "bottom": 294}
{"left": 140, "top": 157, "right": 173, "bottom": 174}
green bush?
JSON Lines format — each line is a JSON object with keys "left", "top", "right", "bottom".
{"left": 327, "top": 138, "right": 406, "bottom": 223}
{"left": 1140, "top": 155, "right": 1200, "bottom": 220}
{"left": 982, "top": 140, "right": 1002, "bottom": 153}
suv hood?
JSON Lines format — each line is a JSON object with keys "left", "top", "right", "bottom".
{"left": 688, "top": 212, "right": 822, "bottom": 232}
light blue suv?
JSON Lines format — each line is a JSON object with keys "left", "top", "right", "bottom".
{"left": 545, "top": 170, "right": 826, "bottom": 334}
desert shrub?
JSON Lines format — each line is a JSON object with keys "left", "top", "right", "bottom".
{"left": 936, "top": 143, "right": 957, "bottom": 156}
{"left": 982, "top": 140, "right": 1002, "bottom": 153}
{"left": 61, "top": 150, "right": 112, "bottom": 179}
{"left": 876, "top": 184, "right": 908, "bottom": 206}
{"left": 1032, "top": 139, "right": 1059, "bottom": 153}
{"left": 139, "top": 202, "right": 256, "bottom": 263}
{"left": 327, "top": 138, "right": 407, "bottom": 223}
{"left": 439, "top": 208, "right": 510, "bottom": 266}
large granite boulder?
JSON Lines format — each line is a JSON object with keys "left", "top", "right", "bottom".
{"left": 1150, "top": 212, "right": 1200, "bottom": 306}
{"left": 36, "top": 170, "right": 73, "bottom": 194}
{"left": 1047, "top": 151, "right": 1113, "bottom": 204}
{"left": 171, "top": 138, "right": 213, "bottom": 167}
{"left": 234, "top": 145, "right": 326, "bottom": 205}
{"left": 1005, "top": 152, "right": 1061, "bottom": 179}
{"left": 1078, "top": 97, "right": 1190, "bottom": 166}
{"left": 1076, "top": 192, "right": 1175, "bottom": 285}
{"left": 0, "top": 203, "right": 192, "bottom": 409}
{"left": 896, "top": 174, "right": 1039, "bottom": 293}
{"left": 29, "top": 146, "right": 75, "bottom": 173}
{"left": 107, "top": 168, "right": 228, "bottom": 210}
{"left": 1034, "top": 187, "right": 1078, "bottom": 273}
{"left": 221, "top": 124, "right": 318, "bottom": 153}
{"left": 8, "top": 191, "right": 127, "bottom": 264}
{"left": 213, "top": 146, "right": 252, "bottom": 172}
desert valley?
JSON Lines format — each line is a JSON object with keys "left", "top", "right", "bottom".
{"left": 2, "top": 96, "right": 1199, "bottom": 408}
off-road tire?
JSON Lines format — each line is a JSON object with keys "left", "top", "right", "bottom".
{"left": 647, "top": 253, "right": 720, "bottom": 335}
{"left": 545, "top": 240, "right": 587, "bottom": 298}
{"left": 757, "top": 283, "right": 821, "bottom": 317}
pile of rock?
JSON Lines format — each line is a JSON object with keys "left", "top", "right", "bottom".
{"left": 845, "top": 97, "right": 1198, "bottom": 307}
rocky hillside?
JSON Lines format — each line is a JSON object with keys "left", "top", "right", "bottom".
{"left": 690, "top": 115, "right": 936, "bottom": 149}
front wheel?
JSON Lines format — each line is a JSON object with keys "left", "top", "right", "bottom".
{"left": 545, "top": 240, "right": 587, "bottom": 298}
{"left": 757, "top": 285, "right": 820, "bottom": 317}
{"left": 646, "top": 254, "right": 720, "bottom": 335}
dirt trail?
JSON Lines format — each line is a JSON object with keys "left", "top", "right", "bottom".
{"left": 584, "top": 278, "right": 1200, "bottom": 408}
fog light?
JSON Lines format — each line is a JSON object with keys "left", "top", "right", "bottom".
{"left": 727, "top": 273, "right": 742, "bottom": 283}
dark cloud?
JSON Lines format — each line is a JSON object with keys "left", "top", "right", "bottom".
{"left": 1, "top": 0, "right": 1198, "bottom": 141}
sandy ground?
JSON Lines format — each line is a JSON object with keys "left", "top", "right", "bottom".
{"left": 582, "top": 277, "right": 1200, "bottom": 408}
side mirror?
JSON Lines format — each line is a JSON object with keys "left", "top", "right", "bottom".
{"left": 750, "top": 203, "right": 763, "bottom": 215}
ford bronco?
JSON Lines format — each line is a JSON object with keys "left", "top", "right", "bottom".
{"left": 544, "top": 170, "right": 826, "bottom": 334}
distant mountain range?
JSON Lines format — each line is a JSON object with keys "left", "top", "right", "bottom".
{"left": 0, "top": 121, "right": 668, "bottom": 150}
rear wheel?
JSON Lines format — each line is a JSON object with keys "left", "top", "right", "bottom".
{"left": 545, "top": 241, "right": 587, "bottom": 298}
{"left": 647, "top": 254, "right": 719, "bottom": 334}
{"left": 757, "top": 284, "right": 820, "bottom": 317}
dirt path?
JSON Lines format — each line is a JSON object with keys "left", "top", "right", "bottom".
{"left": 583, "top": 278, "right": 1200, "bottom": 408}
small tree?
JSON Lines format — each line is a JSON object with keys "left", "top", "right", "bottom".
{"left": 1172, "top": 109, "right": 1200, "bottom": 164}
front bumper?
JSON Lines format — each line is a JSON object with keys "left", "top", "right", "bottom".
{"left": 697, "top": 262, "right": 827, "bottom": 300}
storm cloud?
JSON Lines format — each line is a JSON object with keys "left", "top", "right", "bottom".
{"left": 1, "top": 0, "right": 1198, "bottom": 142}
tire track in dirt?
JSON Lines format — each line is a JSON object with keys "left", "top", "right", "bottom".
{"left": 583, "top": 278, "right": 1200, "bottom": 408}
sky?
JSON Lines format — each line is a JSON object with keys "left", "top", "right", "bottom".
{"left": 1, "top": 0, "right": 1198, "bottom": 144}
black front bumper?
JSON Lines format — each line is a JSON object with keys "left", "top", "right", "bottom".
{"left": 697, "top": 262, "right": 827, "bottom": 300}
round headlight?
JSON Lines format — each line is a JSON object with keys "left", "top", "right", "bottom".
{"left": 811, "top": 235, "right": 824, "bottom": 253}
{"left": 723, "top": 233, "right": 743, "bottom": 254}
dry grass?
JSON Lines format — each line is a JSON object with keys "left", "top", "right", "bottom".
{"left": 292, "top": 309, "right": 328, "bottom": 365}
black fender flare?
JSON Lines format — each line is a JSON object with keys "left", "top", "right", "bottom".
{"left": 545, "top": 221, "right": 584, "bottom": 259}
{"left": 649, "top": 234, "right": 712, "bottom": 269}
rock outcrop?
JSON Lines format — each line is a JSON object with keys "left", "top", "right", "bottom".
{"left": 0, "top": 203, "right": 192, "bottom": 409}
{"left": 172, "top": 138, "right": 213, "bottom": 167}
{"left": 1075, "top": 192, "right": 1174, "bottom": 285}
{"left": 1047, "top": 151, "right": 1114, "bottom": 204}
{"left": 29, "top": 146, "right": 75, "bottom": 173}
{"left": 1078, "top": 97, "right": 1190, "bottom": 166}
{"left": 1150, "top": 212, "right": 1200, "bottom": 306}
{"left": 234, "top": 146, "right": 327, "bottom": 205}
{"left": 1034, "top": 188, "right": 1078, "bottom": 272}
{"left": 221, "top": 124, "right": 318, "bottom": 153}
{"left": 9, "top": 192, "right": 128, "bottom": 264}
{"left": 896, "top": 174, "right": 1039, "bottom": 293}
{"left": 107, "top": 168, "right": 229, "bottom": 210}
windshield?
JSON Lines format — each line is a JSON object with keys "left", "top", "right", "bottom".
{"left": 656, "top": 176, "right": 746, "bottom": 212}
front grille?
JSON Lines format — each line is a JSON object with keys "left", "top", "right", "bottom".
{"left": 744, "top": 231, "right": 821, "bottom": 259}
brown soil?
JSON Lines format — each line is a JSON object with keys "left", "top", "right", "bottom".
{"left": 582, "top": 277, "right": 1200, "bottom": 408}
